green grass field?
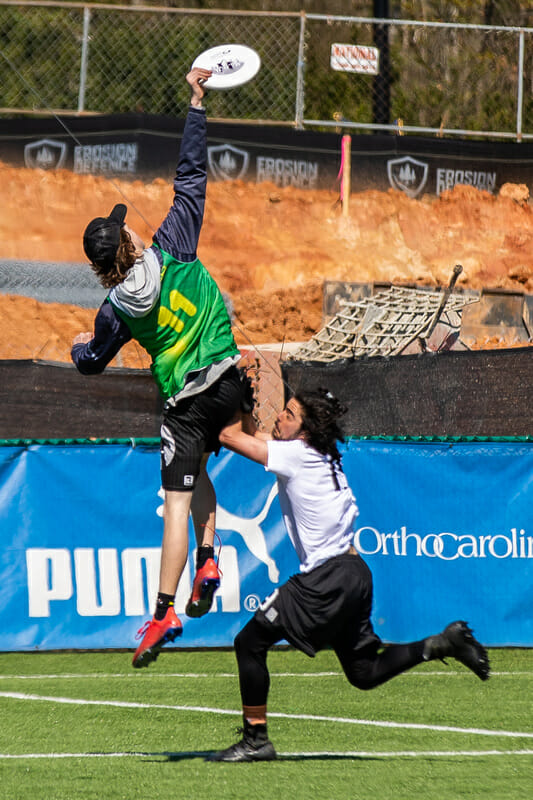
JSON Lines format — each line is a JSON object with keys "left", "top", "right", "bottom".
{"left": 0, "top": 647, "right": 531, "bottom": 800}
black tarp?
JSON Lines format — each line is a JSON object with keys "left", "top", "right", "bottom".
{"left": 0, "top": 360, "right": 161, "bottom": 440}
{"left": 1, "top": 348, "right": 531, "bottom": 440}
{"left": 281, "top": 346, "right": 533, "bottom": 437}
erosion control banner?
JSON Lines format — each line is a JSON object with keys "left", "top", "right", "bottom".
{"left": 3, "top": 113, "right": 533, "bottom": 195}
{"left": 0, "top": 441, "right": 531, "bottom": 651}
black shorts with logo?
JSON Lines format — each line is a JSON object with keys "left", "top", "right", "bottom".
{"left": 255, "top": 552, "right": 381, "bottom": 657}
{"left": 160, "top": 365, "right": 242, "bottom": 491}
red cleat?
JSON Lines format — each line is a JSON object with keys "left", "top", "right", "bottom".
{"left": 185, "top": 558, "right": 221, "bottom": 618}
{"left": 132, "top": 606, "right": 182, "bottom": 668}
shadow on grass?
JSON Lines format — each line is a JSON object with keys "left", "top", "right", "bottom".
{"left": 143, "top": 751, "right": 381, "bottom": 763}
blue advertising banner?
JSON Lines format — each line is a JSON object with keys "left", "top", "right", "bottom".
{"left": 0, "top": 440, "right": 531, "bottom": 651}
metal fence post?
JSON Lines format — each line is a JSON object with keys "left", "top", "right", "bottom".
{"left": 516, "top": 28, "right": 525, "bottom": 142}
{"left": 294, "top": 11, "right": 306, "bottom": 129}
{"left": 77, "top": 6, "right": 91, "bottom": 114}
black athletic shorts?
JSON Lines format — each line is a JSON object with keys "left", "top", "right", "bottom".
{"left": 160, "top": 365, "right": 242, "bottom": 491}
{"left": 254, "top": 551, "right": 381, "bottom": 657}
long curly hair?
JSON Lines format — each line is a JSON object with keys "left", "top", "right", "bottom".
{"left": 90, "top": 228, "right": 137, "bottom": 289}
{"left": 293, "top": 387, "right": 347, "bottom": 471}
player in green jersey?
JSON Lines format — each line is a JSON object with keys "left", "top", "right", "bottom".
{"left": 72, "top": 68, "right": 243, "bottom": 667}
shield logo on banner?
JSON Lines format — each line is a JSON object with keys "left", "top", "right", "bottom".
{"left": 387, "top": 156, "right": 428, "bottom": 198}
{"left": 24, "top": 138, "right": 67, "bottom": 170}
{"left": 208, "top": 144, "right": 249, "bottom": 180}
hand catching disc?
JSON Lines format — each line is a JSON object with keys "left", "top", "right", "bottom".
{"left": 192, "top": 44, "right": 261, "bottom": 89}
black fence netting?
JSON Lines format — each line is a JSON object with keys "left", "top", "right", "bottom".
{"left": 0, "top": 360, "right": 162, "bottom": 440}
{"left": 281, "top": 346, "right": 533, "bottom": 437}
{"left": 2, "top": 348, "right": 532, "bottom": 442}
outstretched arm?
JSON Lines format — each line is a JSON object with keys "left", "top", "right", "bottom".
{"left": 152, "top": 67, "right": 213, "bottom": 261}
{"left": 219, "top": 413, "right": 270, "bottom": 466}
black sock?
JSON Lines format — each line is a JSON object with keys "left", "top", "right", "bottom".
{"left": 244, "top": 719, "right": 269, "bottom": 745}
{"left": 197, "top": 545, "right": 214, "bottom": 569}
{"left": 154, "top": 592, "right": 174, "bottom": 621}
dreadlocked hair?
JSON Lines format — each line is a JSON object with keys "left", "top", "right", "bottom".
{"left": 91, "top": 228, "right": 137, "bottom": 289}
{"left": 293, "top": 387, "right": 347, "bottom": 485}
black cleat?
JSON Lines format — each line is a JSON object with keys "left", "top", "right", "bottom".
{"left": 424, "top": 620, "right": 490, "bottom": 681}
{"left": 209, "top": 722, "right": 276, "bottom": 763}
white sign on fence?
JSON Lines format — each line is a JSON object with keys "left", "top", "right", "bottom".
{"left": 330, "top": 43, "right": 380, "bottom": 75}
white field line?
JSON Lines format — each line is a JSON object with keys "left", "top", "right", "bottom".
{"left": 1, "top": 691, "right": 532, "bottom": 739}
{"left": 281, "top": 750, "right": 533, "bottom": 758}
{"left": 0, "top": 670, "right": 530, "bottom": 680}
{"left": 0, "top": 749, "right": 532, "bottom": 761}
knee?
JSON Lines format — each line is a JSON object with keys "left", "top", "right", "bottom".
{"left": 344, "top": 668, "right": 379, "bottom": 691}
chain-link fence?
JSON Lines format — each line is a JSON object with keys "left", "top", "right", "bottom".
{"left": 303, "top": 14, "right": 533, "bottom": 140}
{"left": 1, "top": 3, "right": 533, "bottom": 139}
{"left": 0, "top": 4, "right": 303, "bottom": 122}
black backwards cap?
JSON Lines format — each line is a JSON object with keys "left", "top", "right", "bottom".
{"left": 83, "top": 203, "right": 127, "bottom": 271}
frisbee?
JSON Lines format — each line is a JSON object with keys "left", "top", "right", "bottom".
{"left": 192, "top": 44, "right": 261, "bottom": 89}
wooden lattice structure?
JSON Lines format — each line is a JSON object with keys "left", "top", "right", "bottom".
{"left": 289, "top": 284, "right": 478, "bottom": 362}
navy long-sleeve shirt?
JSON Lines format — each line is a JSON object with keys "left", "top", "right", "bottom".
{"left": 71, "top": 106, "right": 208, "bottom": 375}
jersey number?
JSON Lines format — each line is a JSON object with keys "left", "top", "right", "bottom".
{"left": 158, "top": 289, "right": 197, "bottom": 333}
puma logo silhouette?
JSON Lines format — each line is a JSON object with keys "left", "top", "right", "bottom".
{"left": 216, "top": 482, "right": 279, "bottom": 583}
{"left": 157, "top": 482, "right": 280, "bottom": 583}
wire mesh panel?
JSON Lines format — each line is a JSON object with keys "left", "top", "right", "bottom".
{"left": 303, "top": 15, "right": 531, "bottom": 138}
{"left": 239, "top": 346, "right": 286, "bottom": 434}
{"left": 0, "top": 4, "right": 302, "bottom": 122}
{"left": 81, "top": 8, "right": 302, "bottom": 120}
{"left": 303, "top": 16, "right": 380, "bottom": 130}
{"left": 0, "top": 4, "right": 84, "bottom": 112}
{"left": 391, "top": 24, "right": 523, "bottom": 135}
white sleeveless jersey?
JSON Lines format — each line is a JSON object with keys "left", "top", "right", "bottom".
{"left": 266, "top": 439, "right": 358, "bottom": 573}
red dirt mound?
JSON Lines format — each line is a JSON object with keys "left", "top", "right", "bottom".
{"left": 1, "top": 161, "right": 532, "bottom": 362}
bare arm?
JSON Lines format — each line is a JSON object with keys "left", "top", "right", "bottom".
{"left": 219, "top": 413, "right": 270, "bottom": 466}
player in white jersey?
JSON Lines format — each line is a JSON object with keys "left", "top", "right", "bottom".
{"left": 209, "top": 387, "right": 489, "bottom": 762}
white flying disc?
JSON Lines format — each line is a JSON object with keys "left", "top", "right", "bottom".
{"left": 192, "top": 44, "right": 261, "bottom": 89}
